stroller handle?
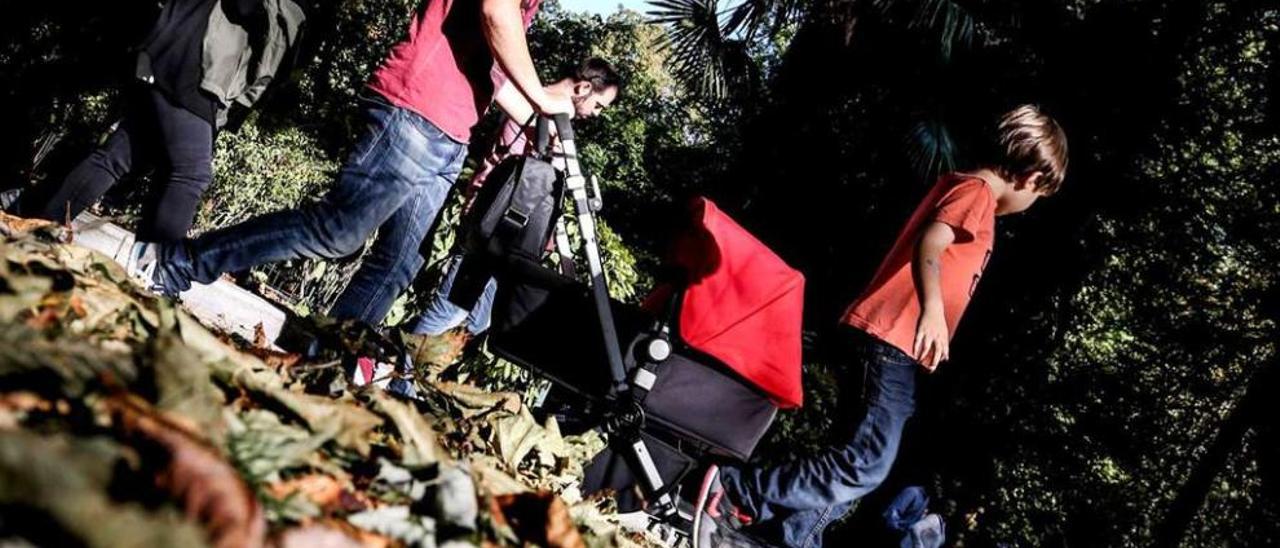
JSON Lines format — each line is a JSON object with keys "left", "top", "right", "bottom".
{"left": 552, "top": 112, "right": 575, "bottom": 141}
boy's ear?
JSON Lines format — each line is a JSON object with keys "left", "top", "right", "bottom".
{"left": 1018, "top": 171, "right": 1045, "bottom": 190}
{"left": 572, "top": 81, "right": 594, "bottom": 98}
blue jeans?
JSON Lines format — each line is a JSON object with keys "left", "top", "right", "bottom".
{"left": 157, "top": 94, "right": 467, "bottom": 325}
{"left": 720, "top": 333, "right": 918, "bottom": 548}
{"left": 409, "top": 253, "right": 497, "bottom": 336}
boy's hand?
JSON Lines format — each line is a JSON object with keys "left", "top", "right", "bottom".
{"left": 914, "top": 304, "right": 949, "bottom": 371}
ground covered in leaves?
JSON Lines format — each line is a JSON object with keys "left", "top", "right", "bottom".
{"left": 0, "top": 214, "right": 662, "bottom": 548}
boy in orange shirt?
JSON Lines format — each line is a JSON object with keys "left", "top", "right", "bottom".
{"left": 695, "top": 105, "right": 1069, "bottom": 548}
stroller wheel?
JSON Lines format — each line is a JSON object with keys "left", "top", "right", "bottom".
{"left": 691, "top": 464, "right": 721, "bottom": 548}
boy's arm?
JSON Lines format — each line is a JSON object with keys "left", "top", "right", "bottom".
{"left": 481, "top": 0, "right": 572, "bottom": 115}
{"left": 913, "top": 221, "right": 956, "bottom": 371}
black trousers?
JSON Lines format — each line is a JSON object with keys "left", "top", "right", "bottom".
{"left": 21, "top": 85, "right": 215, "bottom": 242}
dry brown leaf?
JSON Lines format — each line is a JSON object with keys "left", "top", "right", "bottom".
{"left": 0, "top": 391, "right": 54, "bottom": 413}
{"left": 253, "top": 322, "right": 270, "bottom": 349}
{"left": 25, "top": 304, "right": 61, "bottom": 330}
{"left": 304, "top": 519, "right": 397, "bottom": 548}
{"left": 433, "top": 381, "right": 522, "bottom": 418}
{"left": 490, "top": 492, "right": 585, "bottom": 548}
{"left": 368, "top": 390, "right": 447, "bottom": 466}
{"left": 274, "top": 523, "right": 370, "bottom": 548}
{"left": 106, "top": 394, "right": 267, "bottom": 548}
{"left": 68, "top": 293, "right": 87, "bottom": 317}
{"left": 0, "top": 211, "right": 61, "bottom": 237}
{"left": 403, "top": 329, "right": 471, "bottom": 375}
{"left": 267, "top": 474, "right": 371, "bottom": 514}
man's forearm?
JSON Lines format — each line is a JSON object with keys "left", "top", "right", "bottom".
{"left": 494, "top": 82, "right": 535, "bottom": 125}
{"left": 482, "top": 0, "right": 545, "bottom": 108}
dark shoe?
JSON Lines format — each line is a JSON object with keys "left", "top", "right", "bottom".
{"left": 693, "top": 465, "right": 762, "bottom": 547}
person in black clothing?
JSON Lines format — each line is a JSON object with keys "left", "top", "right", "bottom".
{"left": 15, "top": 0, "right": 274, "bottom": 250}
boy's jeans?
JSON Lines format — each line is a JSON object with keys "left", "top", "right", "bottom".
{"left": 157, "top": 94, "right": 467, "bottom": 325}
{"left": 409, "top": 253, "right": 497, "bottom": 336}
{"left": 719, "top": 332, "right": 918, "bottom": 548}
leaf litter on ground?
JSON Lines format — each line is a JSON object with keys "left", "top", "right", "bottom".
{"left": 0, "top": 217, "right": 662, "bottom": 547}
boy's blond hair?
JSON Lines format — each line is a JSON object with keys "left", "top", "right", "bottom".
{"left": 996, "top": 105, "right": 1069, "bottom": 194}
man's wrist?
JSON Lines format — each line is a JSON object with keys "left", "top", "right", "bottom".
{"left": 526, "top": 88, "right": 549, "bottom": 112}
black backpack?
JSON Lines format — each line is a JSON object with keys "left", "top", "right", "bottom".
{"left": 448, "top": 116, "right": 568, "bottom": 308}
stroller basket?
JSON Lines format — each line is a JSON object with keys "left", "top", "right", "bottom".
{"left": 490, "top": 272, "right": 778, "bottom": 461}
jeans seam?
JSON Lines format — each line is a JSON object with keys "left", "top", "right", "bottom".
{"left": 353, "top": 189, "right": 428, "bottom": 320}
{"left": 802, "top": 505, "right": 834, "bottom": 548}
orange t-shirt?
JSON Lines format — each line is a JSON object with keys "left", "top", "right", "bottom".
{"left": 842, "top": 175, "right": 997, "bottom": 363}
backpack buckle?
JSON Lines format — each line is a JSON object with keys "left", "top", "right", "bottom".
{"left": 502, "top": 208, "right": 529, "bottom": 228}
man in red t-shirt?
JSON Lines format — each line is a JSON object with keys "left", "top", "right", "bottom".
{"left": 695, "top": 106, "right": 1070, "bottom": 548}
{"left": 146, "top": 0, "right": 572, "bottom": 328}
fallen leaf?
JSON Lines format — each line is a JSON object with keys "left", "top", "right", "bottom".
{"left": 0, "top": 212, "right": 62, "bottom": 238}
{"left": 490, "top": 492, "right": 585, "bottom": 548}
{"left": 179, "top": 312, "right": 383, "bottom": 456}
{"left": 253, "top": 322, "right": 269, "bottom": 349}
{"left": 0, "top": 391, "right": 53, "bottom": 413}
{"left": 150, "top": 330, "right": 226, "bottom": 442}
{"left": 106, "top": 394, "right": 267, "bottom": 548}
{"left": 432, "top": 464, "right": 479, "bottom": 532}
{"left": 368, "top": 390, "right": 446, "bottom": 466}
{"left": 432, "top": 381, "right": 522, "bottom": 419}
{"left": 226, "top": 409, "right": 330, "bottom": 481}
{"left": 402, "top": 329, "right": 470, "bottom": 375}
{"left": 0, "top": 430, "right": 208, "bottom": 547}
{"left": 275, "top": 524, "right": 366, "bottom": 548}
{"left": 269, "top": 474, "right": 346, "bottom": 510}
{"left": 347, "top": 506, "right": 435, "bottom": 547}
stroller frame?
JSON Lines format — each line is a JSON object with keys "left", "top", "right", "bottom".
{"left": 475, "top": 115, "right": 786, "bottom": 538}
{"left": 544, "top": 114, "right": 684, "bottom": 519}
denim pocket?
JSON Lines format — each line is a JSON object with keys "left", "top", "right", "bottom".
{"left": 352, "top": 100, "right": 398, "bottom": 166}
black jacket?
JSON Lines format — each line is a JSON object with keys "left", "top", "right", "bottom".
{"left": 135, "top": 0, "right": 261, "bottom": 123}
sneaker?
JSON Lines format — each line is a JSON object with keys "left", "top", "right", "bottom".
{"left": 123, "top": 240, "right": 184, "bottom": 298}
{"left": 693, "top": 465, "right": 758, "bottom": 548}
{"left": 124, "top": 240, "right": 160, "bottom": 285}
{"left": 351, "top": 356, "right": 395, "bottom": 389}
{"left": 0, "top": 188, "right": 22, "bottom": 212}
{"left": 351, "top": 355, "right": 421, "bottom": 400}
{"left": 909, "top": 513, "right": 945, "bottom": 548}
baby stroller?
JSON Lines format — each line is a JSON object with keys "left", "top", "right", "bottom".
{"left": 453, "top": 114, "right": 805, "bottom": 537}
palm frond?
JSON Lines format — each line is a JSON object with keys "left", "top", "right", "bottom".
{"left": 872, "top": 0, "right": 980, "bottom": 59}
{"left": 647, "top": 0, "right": 738, "bottom": 100}
{"left": 904, "top": 115, "right": 957, "bottom": 180}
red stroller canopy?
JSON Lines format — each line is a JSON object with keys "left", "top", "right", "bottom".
{"left": 650, "top": 198, "right": 805, "bottom": 408}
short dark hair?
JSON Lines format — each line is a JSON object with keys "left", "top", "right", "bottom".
{"left": 566, "top": 57, "right": 623, "bottom": 97}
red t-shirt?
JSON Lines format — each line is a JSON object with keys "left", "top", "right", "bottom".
{"left": 842, "top": 175, "right": 997, "bottom": 363}
{"left": 367, "top": 0, "right": 542, "bottom": 143}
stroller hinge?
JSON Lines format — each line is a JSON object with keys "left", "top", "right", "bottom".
{"left": 630, "top": 439, "right": 679, "bottom": 519}
{"left": 633, "top": 367, "right": 657, "bottom": 391}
